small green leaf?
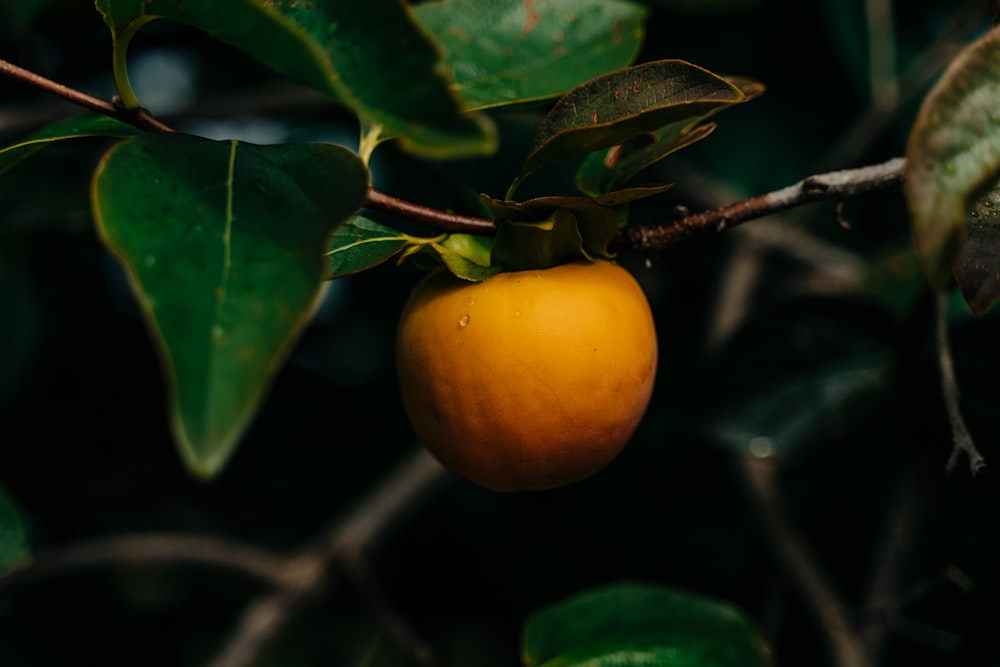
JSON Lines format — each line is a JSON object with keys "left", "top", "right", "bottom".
{"left": 92, "top": 133, "right": 369, "bottom": 478}
{"left": 522, "top": 581, "right": 772, "bottom": 667}
{"left": 0, "top": 485, "right": 30, "bottom": 569}
{"left": 95, "top": 0, "right": 495, "bottom": 158}
{"left": 0, "top": 115, "right": 140, "bottom": 175}
{"left": 904, "top": 24, "right": 1000, "bottom": 288}
{"left": 326, "top": 216, "right": 410, "bottom": 280}
{"left": 955, "top": 184, "right": 1000, "bottom": 314}
{"left": 483, "top": 194, "right": 620, "bottom": 268}
{"left": 510, "top": 60, "right": 753, "bottom": 197}
{"left": 414, "top": 0, "right": 647, "bottom": 111}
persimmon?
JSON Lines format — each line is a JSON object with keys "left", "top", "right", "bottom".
{"left": 395, "top": 259, "right": 658, "bottom": 492}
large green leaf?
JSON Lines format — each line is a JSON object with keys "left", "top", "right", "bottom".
{"left": 91, "top": 133, "right": 369, "bottom": 478}
{"left": 522, "top": 581, "right": 772, "bottom": 667}
{"left": 94, "top": 0, "right": 495, "bottom": 158}
{"left": 0, "top": 485, "right": 30, "bottom": 570}
{"left": 0, "top": 115, "right": 140, "bottom": 175}
{"left": 509, "top": 59, "right": 752, "bottom": 197}
{"left": 413, "top": 0, "right": 647, "bottom": 111}
{"left": 904, "top": 24, "right": 1000, "bottom": 290}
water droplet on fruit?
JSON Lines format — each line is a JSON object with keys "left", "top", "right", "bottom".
{"left": 459, "top": 314, "right": 470, "bottom": 327}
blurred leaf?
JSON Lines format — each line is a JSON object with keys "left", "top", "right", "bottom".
{"left": 904, "top": 24, "right": 1000, "bottom": 289}
{"left": 91, "top": 133, "right": 369, "bottom": 478}
{"left": 703, "top": 296, "right": 897, "bottom": 458}
{"left": 0, "top": 115, "right": 140, "bottom": 175}
{"left": 326, "top": 215, "right": 410, "bottom": 279}
{"left": 706, "top": 356, "right": 889, "bottom": 458}
{"left": 955, "top": 184, "right": 1000, "bottom": 315}
{"left": 413, "top": 0, "right": 647, "bottom": 111}
{"left": 0, "top": 485, "right": 30, "bottom": 570}
{"left": 95, "top": 0, "right": 495, "bottom": 158}
{"left": 510, "top": 59, "right": 754, "bottom": 197}
{"left": 522, "top": 581, "right": 772, "bottom": 667}
{"left": 0, "top": 241, "right": 42, "bottom": 404}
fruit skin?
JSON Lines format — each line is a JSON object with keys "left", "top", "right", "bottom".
{"left": 395, "top": 259, "right": 658, "bottom": 492}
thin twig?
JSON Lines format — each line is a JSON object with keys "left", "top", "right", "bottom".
{"left": 205, "top": 445, "right": 450, "bottom": 667}
{"left": 859, "top": 460, "right": 928, "bottom": 661}
{"left": 935, "top": 290, "right": 987, "bottom": 475}
{"left": 738, "top": 455, "right": 874, "bottom": 667}
{"left": 0, "top": 533, "right": 290, "bottom": 592}
{"left": 615, "top": 157, "right": 905, "bottom": 254}
{"left": 363, "top": 189, "right": 496, "bottom": 235}
{"left": 0, "top": 57, "right": 173, "bottom": 133}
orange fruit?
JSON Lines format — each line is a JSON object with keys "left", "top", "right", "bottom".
{"left": 395, "top": 259, "right": 658, "bottom": 492}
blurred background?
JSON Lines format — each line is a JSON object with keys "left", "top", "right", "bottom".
{"left": 3, "top": 0, "right": 1000, "bottom": 665}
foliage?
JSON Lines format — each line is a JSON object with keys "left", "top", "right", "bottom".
{"left": 3, "top": 1, "right": 1000, "bottom": 666}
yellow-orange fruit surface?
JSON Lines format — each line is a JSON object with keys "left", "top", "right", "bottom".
{"left": 395, "top": 260, "right": 658, "bottom": 492}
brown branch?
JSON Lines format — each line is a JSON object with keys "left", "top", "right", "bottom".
{"left": 738, "top": 455, "right": 874, "bottom": 667}
{"left": 0, "top": 57, "right": 173, "bottom": 133}
{"left": 935, "top": 290, "right": 987, "bottom": 475}
{"left": 205, "top": 445, "right": 450, "bottom": 667}
{"left": 0, "top": 447, "right": 451, "bottom": 667}
{"left": 364, "top": 189, "right": 497, "bottom": 235}
{"left": 0, "top": 533, "right": 290, "bottom": 592}
{"left": 615, "top": 157, "right": 905, "bottom": 254}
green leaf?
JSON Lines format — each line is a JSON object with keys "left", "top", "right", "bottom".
{"left": 413, "top": 0, "right": 647, "bottom": 111}
{"left": 0, "top": 485, "right": 30, "bottom": 570}
{"left": 95, "top": 0, "right": 495, "bottom": 158}
{"left": 522, "top": 581, "right": 772, "bottom": 667}
{"left": 0, "top": 115, "right": 140, "bottom": 175}
{"left": 955, "top": 184, "right": 1000, "bottom": 315}
{"left": 483, "top": 194, "right": 620, "bottom": 269}
{"left": 904, "top": 24, "right": 1000, "bottom": 289}
{"left": 326, "top": 215, "right": 410, "bottom": 280}
{"left": 91, "top": 133, "right": 369, "bottom": 478}
{"left": 509, "top": 59, "right": 753, "bottom": 197}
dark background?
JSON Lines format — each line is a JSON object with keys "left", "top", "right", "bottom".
{"left": 2, "top": 1, "right": 1000, "bottom": 665}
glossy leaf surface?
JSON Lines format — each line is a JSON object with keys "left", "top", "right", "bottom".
{"left": 510, "top": 60, "right": 753, "bottom": 196}
{"left": 92, "top": 133, "right": 369, "bottom": 478}
{"left": 904, "top": 24, "right": 1000, "bottom": 290}
{"left": 326, "top": 216, "right": 411, "bottom": 280}
{"left": 413, "top": 0, "right": 647, "bottom": 110}
{"left": 523, "top": 581, "right": 772, "bottom": 667}
{"left": 0, "top": 115, "right": 139, "bottom": 175}
{"left": 95, "top": 0, "right": 494, "bottom": 157}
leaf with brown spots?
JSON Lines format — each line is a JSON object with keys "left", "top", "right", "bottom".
{"left": 508, "top": 59, "right": 758, "bottom": 198}
{"left": 904, "top": 24, "right": 1000, "bottom": 290}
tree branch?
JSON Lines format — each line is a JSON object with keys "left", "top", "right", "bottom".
{"left": 935, "top": 290, "right": 987, "bottom": 475}
{"left": 0, "top": 446, "right": 451, "bottom": 667}
{"left": 0, "top": 58, "right": 174, "bottom": 133}
{"left": 614, "top": 157, "right": 905, "bottom": 254}
{"left": 0, "top": 533, "right": 290, "bottom": 592}
{"left": 205, "top": 445, "right": 449, "bottom": 667}
{"left": 0, "top": 56, "right": 910, "bottom": 252}
{"left": 738, "top": 455, "right": 874, "bottom": 667}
